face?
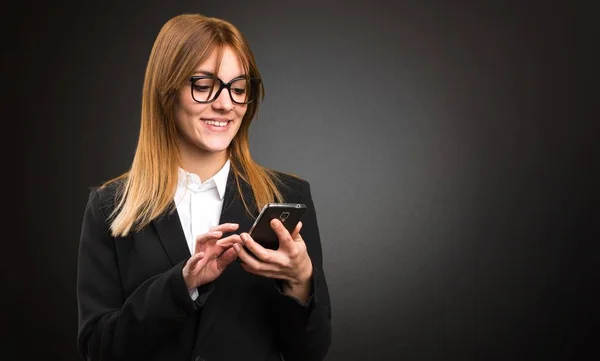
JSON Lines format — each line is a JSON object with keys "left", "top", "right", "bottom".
{"left": 174, "top": 46, "right": 248, "bottom": 158}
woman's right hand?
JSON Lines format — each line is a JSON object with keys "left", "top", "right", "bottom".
{"left": 182, "top": 223, "right": 243, "bottom": 290}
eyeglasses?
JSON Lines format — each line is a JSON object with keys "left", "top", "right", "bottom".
{"left": 189, "top": 75, "right": 260, "bottom": 104}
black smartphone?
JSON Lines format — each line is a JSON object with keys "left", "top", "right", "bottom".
{"left": 248, "top": 203, "right": 307, "bottom": 250}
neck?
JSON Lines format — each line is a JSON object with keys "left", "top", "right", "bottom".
{"left": 178, "top": 143, "right": 228, "bottom": 182}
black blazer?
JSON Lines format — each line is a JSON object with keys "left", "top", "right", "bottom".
{"left": 76, "top": 170, "right": 332, "bottom": 361}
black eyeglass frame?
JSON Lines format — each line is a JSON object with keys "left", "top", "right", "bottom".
{"left": 188, "top": 75, "right": 261, "bottom": 104}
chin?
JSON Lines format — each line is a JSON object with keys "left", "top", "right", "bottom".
{"left": 198, "top": 140, "right": 233, "bottom": 154}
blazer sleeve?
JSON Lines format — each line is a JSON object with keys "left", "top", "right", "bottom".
{"left": 76, "top": 188, "right": 203, "bottom": 361}
{"left": 271, "top": 180, "right": 332, "bottom": 361}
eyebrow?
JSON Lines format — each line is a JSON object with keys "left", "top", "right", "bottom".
{"left": 193, "top": 70, "right": 247, "bottom": 79}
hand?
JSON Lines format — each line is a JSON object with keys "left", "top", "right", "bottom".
{"left": 236, "top": 219, "right": 313, "bottom": 302}
{"left": 182, "top": 223, "right": 242, "bottom": 290}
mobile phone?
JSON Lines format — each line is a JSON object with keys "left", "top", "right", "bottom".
{"left": 248, "top": 203, "right": 307, "bottom": 250}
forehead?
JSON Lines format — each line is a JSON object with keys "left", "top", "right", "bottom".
{"left": 195, "top": 46, "right": 247, "bottom": 80}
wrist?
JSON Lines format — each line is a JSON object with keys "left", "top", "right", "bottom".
{"left": 182, "top": 262, "right": 194, "bottom": 290}
{"left": 288, "top": 259, "right": 313, "bottom": 288}
{"left": 281, "top": 260, "right": 313, "bottom": 304}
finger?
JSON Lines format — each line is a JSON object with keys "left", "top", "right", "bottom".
{"left": 240, "top": 233, "right": 277, "bottom": 263}
{"left": 209, "top": 223, "right": 240, "bottom": 233}
{"left": 235, "top": 242, "right": 266, "bottom": 270}
{"left": 235, "top": 241, "right": 281, "bottom": 273}
{"left": 270, "top": 218, "right": 295, "bottom": 251}
{"left": 184, "top": 251, "right": 203, "bottom": 274}
{"left": 216, "top": 234, "right": 243, "bottom": 247}
{"left": 240, "top": 262, "right": 285, "bottom": 280}
{"left": 291, "top": 221, "right": 303, "bottom": 241}
{"left": 216, "top": 246, "right": 239, "bottom": 271}
{"left": 191, "top": 251, "right": 207, "bottom": 274}
{"left": 194, "top": 231, "right": 222, "bottom": 253}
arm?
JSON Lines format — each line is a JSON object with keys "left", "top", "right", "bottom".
{"left": 272, "top": 180, "right": 332, "bottom": 361}
{"left": 76, "top": 188, "right": 208, "bottom": 361}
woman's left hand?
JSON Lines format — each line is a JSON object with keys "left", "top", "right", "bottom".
{"left": 231, "top": 219, "right": 313, "bottom": 302}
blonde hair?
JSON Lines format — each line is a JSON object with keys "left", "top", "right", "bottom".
{"left": 103, "top": 14, "right": 284, "bottom": 237}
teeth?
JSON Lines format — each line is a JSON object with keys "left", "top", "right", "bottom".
{"left": 203, "top": 120, "right": 228, "bottom": 127}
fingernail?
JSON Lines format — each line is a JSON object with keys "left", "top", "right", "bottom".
{"left": 233, "top": 244, "right": 241, "bottom": 251}
{"left": 213, "top": 231, "right": 220, "bottom": 236}
{"left": 271, "top": 219, "right": 278, "bottom": 227}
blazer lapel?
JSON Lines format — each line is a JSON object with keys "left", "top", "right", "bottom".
{"left": 152, "top": 205, "right": 191, "bottom": 266}
{"left": 219, "top": 168, "right": 256, "bottom": 236}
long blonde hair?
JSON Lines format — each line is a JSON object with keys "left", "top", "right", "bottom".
{"left": 103, "top": 14, "right": 284, "bottom": 237}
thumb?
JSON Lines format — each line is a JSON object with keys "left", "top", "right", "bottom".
{"left": 216, "top": 246, "right": 239, "bottom": 272}
{"left": 291, "top": 221, "right": 303, "bottom": 240}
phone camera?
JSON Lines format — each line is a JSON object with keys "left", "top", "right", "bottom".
{"left": 280, "top": 212, "right": 290, "bottom": 222}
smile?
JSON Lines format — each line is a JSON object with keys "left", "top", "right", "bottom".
{"left": 202, "top": 119, "right": 230, "bottom": 127}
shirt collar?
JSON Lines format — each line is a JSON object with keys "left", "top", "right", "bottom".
{"left": 177, "top": 159, "right": 230, "bottom": 200}
{"left": 212, "top": 159, "right": 230, "bottom": 200}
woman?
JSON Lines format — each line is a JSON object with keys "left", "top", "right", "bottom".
{"left": 76, "top": 13, "right": 332, "bottom": 361}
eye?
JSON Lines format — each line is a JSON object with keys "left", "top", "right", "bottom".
{"left": 192, "top": 77, "right": 217, "bottom": 92}
{"left": 230, "top": 78, "right": 248, "bottom": 95}
{"left": 192, "top": 84, "right": 212, "bottom": 92}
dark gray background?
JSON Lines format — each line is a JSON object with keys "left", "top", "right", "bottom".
{"left": 8, "top": 1, "right": 598, "bottom": 360}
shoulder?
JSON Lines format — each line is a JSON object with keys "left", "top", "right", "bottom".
{"left": 85, "top": 178, "right": 125, "bottom": 217}
{"left": 270, "top": 170, "right": 313, "bottom": 199}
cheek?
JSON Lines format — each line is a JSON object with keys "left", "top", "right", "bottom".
{"left": 176, "top": 101, "right": 208, "bottom": 124}
{"left": 233, "top": 109, "right": 247, "bottom": 131}
{"left": 234, "top": 106, "right": 248, "bottom": 121}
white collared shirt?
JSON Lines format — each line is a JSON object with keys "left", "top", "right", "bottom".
{"left": 174, "top": 160, "right": 230, "bottom": 299}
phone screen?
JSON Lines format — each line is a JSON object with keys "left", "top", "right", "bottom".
{"left": 249, "top": 203, "right": 306, "bottom": 250}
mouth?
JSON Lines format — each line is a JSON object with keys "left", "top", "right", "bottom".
{"left": 201, "top": 118, "right": 232, "bottom": 132}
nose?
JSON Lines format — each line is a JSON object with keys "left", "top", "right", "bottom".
{"left": 211, "top": 87, "right": 234, "bottom": 112}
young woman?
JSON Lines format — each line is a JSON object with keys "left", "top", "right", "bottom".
{"left": 76, "top": 13, "right": 332, "bottom": 361}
